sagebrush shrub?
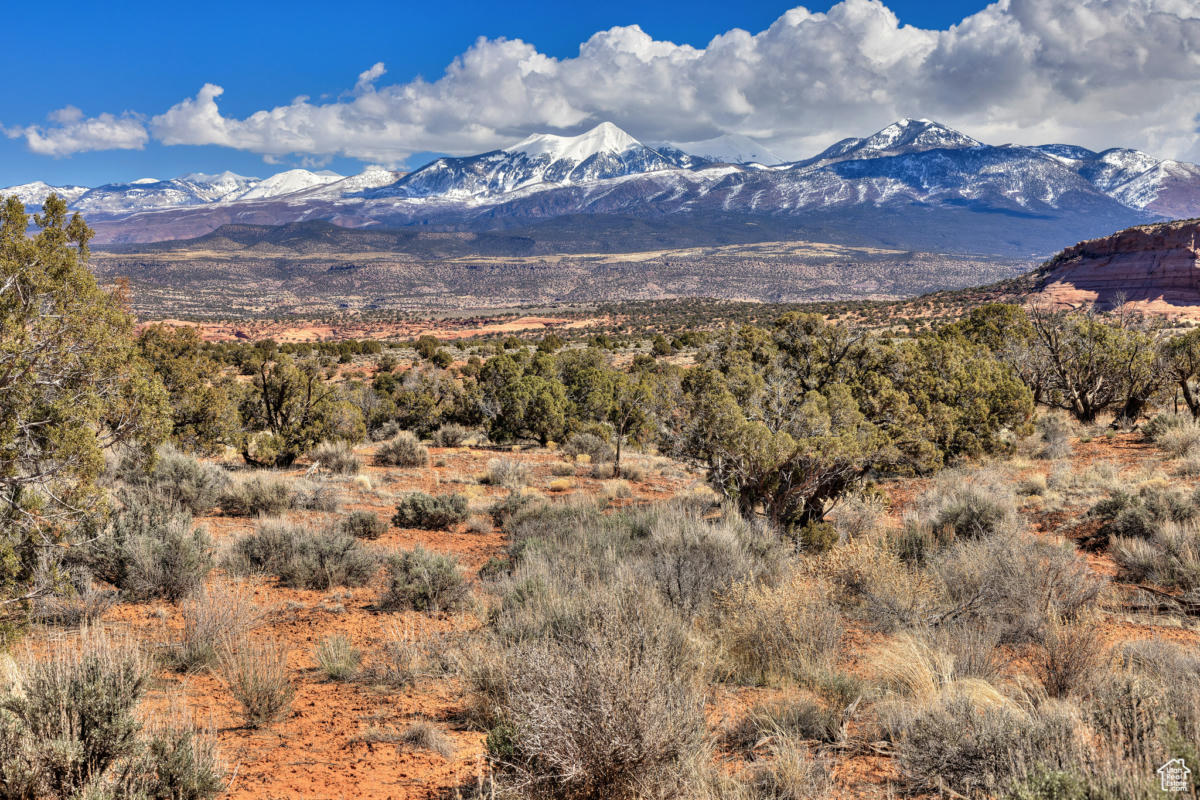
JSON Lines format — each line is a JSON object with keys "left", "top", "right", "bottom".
{"left": 379, "top": 547, "right": 469, "bottom": 612}
{"left": 392, "top": 492, "right": 468, "bottom": 530}
{"left": 225, "top": 520, "right": 377, "bottom": 590}
{"left": 0, "top": 630, "right": 225, "bottom": 800}
{"left": 431, "top": 423, "right": 471, "bottom": 447}
{"left": 290, "top": 479, "right": 342, "bottom": 512}
{"left": 217, "top": 474, "right": 294, "bottom": 516}
{"left": 1036, "top": 413, "right": 1074, "bottom": 460}
{"left": 341, "top": 509, "right": 387, "bottom": 540}
{"left": 490, "top": 590, "right": 708, "bottom": 800}
{"left": 0, "top": 631, "right": 148, "bottom": 797}
{"left": 138, "top": 446, "right": 229, "bottom": 515}
{"left": 920, "top": 469, "right": 1018, "bottom": 540}
{"left": 308, "top": 440, "right": 362, "bottom": 475}
{"left": 81, "top": 492, "right": 212, "bottom": 602}
{"left": 935, "top": 533, "right": 1105, "bottom": 643}
{"left": 376, "top": 431, "right": 428, "bottom": 467}
{"left": 484, "top": 458, "right": 530, "bottom": 489}
{"left": 561, "top": 432, "right": 614, "bottom": 463}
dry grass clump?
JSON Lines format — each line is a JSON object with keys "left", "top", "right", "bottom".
{"left": 376, "top": 431, "right": 429, "bottom": 467}
{"left": 314, "top": 634, "right": 361, "bottom": 681}
{"left": 830, "top": 491, "right": 886, "bottom": 540}
{"left": 225, "top": 519, "right": 377, "bottom": 590}
{"left": 397, "top": 721, "right": 455, "bottom": 758}
{"left": 378, "top": 547, "right": 470, "bottom": 612}
{"left": 713, "top": 572, "right": 843, "bottom": 687}
{"left": 483, "top": 458, "right": 530, "bottom": 489}
{"left": 601, "top": 479, "right": 633, "bottom": 499}
{"left": 548, "top": 461, "right": 576, "bottom": 476}
{"left": 290, "top": 479, "right": 342, "bottom": 512}
{"left": 361, "top": 625, "right": 462, "bottom": 688}
{"left": 728, "top": 698, "right": 841, "bottom": 749}
{"left": 748, "top": 735, "right": 834, "bottom": 800}
{"left": 166, "top": 580, "right": 262, "bottom": 672}
{"left": 217, "top": 473, "right": 294, "bottom": 516}
{"left": 1036, "top": 412, "right": 1074, "bottom": 460}
{"left": 308, "top": 440, "right": 362, "bottom": 474}
{"left": 218, "top": 637, "right": 295, "bottom": 728}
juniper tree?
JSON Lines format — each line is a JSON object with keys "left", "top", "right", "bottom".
{"left": 0, "top": 194, "right": 168, "bottom": 615}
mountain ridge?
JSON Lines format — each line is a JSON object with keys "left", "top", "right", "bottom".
{"left": 9, "top": 119, "right": 1200, "bottom": 256}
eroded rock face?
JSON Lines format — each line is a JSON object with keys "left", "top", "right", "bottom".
{"left": 1035, "top": 218, "right": 1200, "bottom": 317}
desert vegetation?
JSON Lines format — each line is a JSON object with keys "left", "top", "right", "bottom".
{"left": 3, "top": 196, "right": 1200, "bottom": 798}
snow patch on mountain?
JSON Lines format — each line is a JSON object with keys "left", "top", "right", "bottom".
{"left": 657, "top": 133, "right": 784, "bottom": 165}
{"left": 1, "top": 181, "right": 89, "bottom": 206}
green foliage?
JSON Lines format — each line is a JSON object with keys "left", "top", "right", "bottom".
{"left": 238, "top": 355, "right": 363, "bottom": 467}
{"left": 138, "top": 324, "right": 240, "bottom": 455}
{"left": 0, "top": 195, "right": 170, "bottom": 619}
{"left": 672, "top": 312, "right": 1031, "bottom": 531}
{"left": 392, "top": 492, "right": 468, "bottom": 530}
{"left": 378, "top": 547, "right": 469, "bottom": 612}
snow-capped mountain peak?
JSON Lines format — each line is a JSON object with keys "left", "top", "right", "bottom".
{"left": 179, "top": 171, "right": 260, "bottom": 202}
{"left": 0, "top": 180, "right": 90, "bottom": 207}
{"left": 234, "top": 169, "right": 345, "bottom": 201}
{"left": 507, "top": 121, "right": 641, "bottom": 161}
{"left": 802, "top": 118, "right": 982, "bottom": 168}
{"left": 384, "top": 121, "right": 674, "bottom": 199}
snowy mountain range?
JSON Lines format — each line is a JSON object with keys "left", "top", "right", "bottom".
{"left": 7, "top": 119, "right": 1200, "bottom": 255}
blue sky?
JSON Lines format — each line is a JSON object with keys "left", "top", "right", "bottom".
{"left": 3, "top": 0, "right": 1198, "bottom": 187}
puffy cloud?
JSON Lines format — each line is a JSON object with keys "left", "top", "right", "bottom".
{"left": 7, "top": 108, "right": 148, "bottom": 157}
{"left": 22, "top": 0, "right": 1200, "bottom": 163}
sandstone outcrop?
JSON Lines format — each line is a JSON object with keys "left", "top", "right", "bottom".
{"left": 1034, "top": 218, "right": 1200, "bottom": 318}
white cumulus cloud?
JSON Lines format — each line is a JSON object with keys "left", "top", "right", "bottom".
{"left": 18, "top": 0, "right": 1200, "bottom": 164}
{"left": 7, "top": 108, "right": 148, "bottom": 157}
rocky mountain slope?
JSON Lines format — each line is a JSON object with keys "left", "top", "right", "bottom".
{"left": 7, "top": 119, "right": 1200, "bottom": 255}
